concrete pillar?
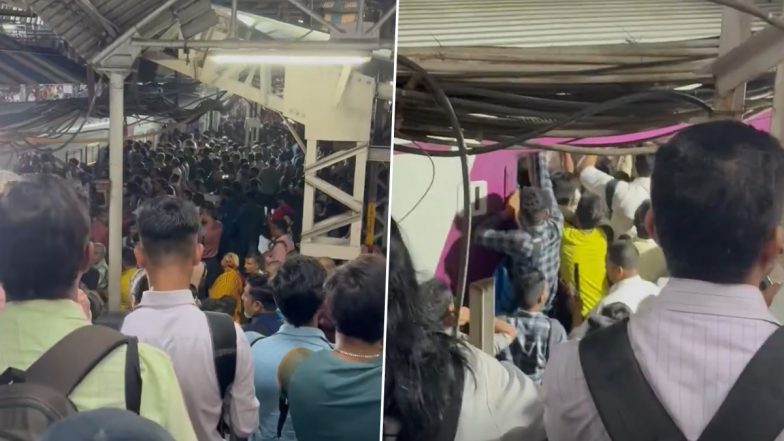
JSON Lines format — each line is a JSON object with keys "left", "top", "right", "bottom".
{"left": 107, "top": 71, "right": 126, "bottom": 311}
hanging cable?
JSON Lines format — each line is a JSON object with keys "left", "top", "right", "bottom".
{"left": 397, "top": 55, "right": 472, "bottom": 333}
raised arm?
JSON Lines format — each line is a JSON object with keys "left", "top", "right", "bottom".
{"left": 475, "top": 207, "right": 530, "bottom": 255}
{"left": 533, "top": 153, "right": 563, "bottom": 225}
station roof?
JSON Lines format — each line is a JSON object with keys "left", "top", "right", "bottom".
{"left": 0, "top": 34, "right": 84, "bottom": 85}
{"left": 397, "top": 0, "right": 783, "bottom": 49}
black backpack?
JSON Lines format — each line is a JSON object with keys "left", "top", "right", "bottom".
{"left": 0, "top": 326, "right": 141, "bottom": 441}
{"left": 580, "top": 319, "right": 784, "bottom": 441}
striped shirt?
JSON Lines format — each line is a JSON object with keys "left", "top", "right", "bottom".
{"left": 543, "top": 278, "right": 782, "bottom": 441}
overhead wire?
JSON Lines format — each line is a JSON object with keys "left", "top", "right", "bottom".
{"left": 397, "top": 54, "right": 472, "bottom": 333}
{"left": 397, "top": 141, "right": 436, "bottom": 223}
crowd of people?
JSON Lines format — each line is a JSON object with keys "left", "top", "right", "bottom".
{"left": 0, "top": 122, "right": 384, "bottom": 441}
{"left": 385, "top": 120, "right": 784, "bottom": 441}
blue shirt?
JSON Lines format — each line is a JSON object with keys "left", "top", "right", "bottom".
{"left": 250, "top": 324, "right": 332, "bottom": 441}
{"left": 242, "top": 312, "right": 283, "bottom": 336}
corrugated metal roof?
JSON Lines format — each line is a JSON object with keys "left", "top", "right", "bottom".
{"left": 23, "top": 0, "right": 217, "bottom": 60}
{"left": 0, "top": 34, "right": 84, "bottom": 85}
{"left": 398, "top": 0, "right": 784, "bottom": 48}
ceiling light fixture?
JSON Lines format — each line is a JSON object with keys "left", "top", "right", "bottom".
{"left": 674, "top": 83, "right": 702, "bottom": 91}
{"left": 212, "top": 54, "right": 370, "bottom": 65}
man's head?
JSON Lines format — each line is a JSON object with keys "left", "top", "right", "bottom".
{"left": 326, "top": 254, "right": 386, "bottom": 344}
{"left": 606, "top": 240, "right": 640, "bottom": 285}
{"left": 635, "top": 154, "right": 654, "bottom": 178}
{"left": 514, "top": 270, "right": 547, "bottom": 311}
{"left": 551, "top": 172, "right": 580, "bottom": 208}
{"left": 135, "top": 196, "right": 202, "bottom": 271}
{"left": 270, "top": 255, "right": 327, "bottom": 327}
{"left": 575, "top": 193, "right": 605, "bottom": 230}
{"left": 121, "top": 247, "right": 136, "bottom": 270}
{"left": 92, "top": 243, "right": 106, "bottom": 265}
{"left": 269, "top": 218, "right": 288, "bottom": 238}
{"left": 519, "top": 186, "right": 549, "bottom": 227}
{"left": 0, "top": 175, "right": 90, "bottom": 301}
{"left": 634, "top": 200, "right": 652, "bottom": 240}
{"left": 242, "top": 274, "right": 276, "bottom": 318}
{"left": 244, "top": 253, "right": 263, "bottom": 275}
{"left": 651, "top": 121, "right": 784, "bottom": 285}
{"left": 419, "top": 278, "right": 455, "bottom": 327}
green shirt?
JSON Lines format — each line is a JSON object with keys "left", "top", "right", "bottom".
{"left": 0, "top": 299, "right": 197, "bottom": 441}
{"left": 287, "top": 350, "right": 382, "bottom": 441}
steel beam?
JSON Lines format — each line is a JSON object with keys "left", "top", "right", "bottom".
{"left": 713, "top": 2, "right": 753, "bottom": 113}
{"left": 132, "top": 38, "right": 389, "bottom": 50}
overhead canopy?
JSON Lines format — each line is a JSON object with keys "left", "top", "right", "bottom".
{"left": 21, "top": 0, "right": 218, "bottom": 61}
{"left": 0, "top": 34, "right": 84, "bottom": 85}
{"left": 398, "top": 0, "right": 782, "bottom": 48}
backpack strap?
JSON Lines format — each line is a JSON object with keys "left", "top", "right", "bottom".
{"left": 25, "top": 325, "right": 142, "bottom": 413}
{"left": 276, "top": 347, "right": 314, "bottom": 438}
{"left": 697, "top": 326, "right": 784, "bottom": 441}
{"left": 579, "top": 320, "right": 686, "bottom": 441}
{"left": 250, "top": 335, "right": 265, "bottom": 347}
{"left": 205, "top": 311, "right": 237, "bottom": 400}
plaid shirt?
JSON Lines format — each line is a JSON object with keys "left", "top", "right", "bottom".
{"left": 498, "top": 310, "right": 566, "bottom": 384}
{"left": 476, "top": 153, "right": 564, "bottom": 305}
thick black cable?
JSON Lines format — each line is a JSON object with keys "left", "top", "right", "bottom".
{"left": 394, "top": 90, "right": 713, "bottom": 157}
{"left": 397, "top": 141, "right": 436, "bottom": 223}
{"left": 398, "top": 54, "right": 472, "bottom": 336}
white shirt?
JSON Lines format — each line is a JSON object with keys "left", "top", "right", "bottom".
{"left": 456, "top": 344, "right": 546, "bottom": 441}
{"left": 122, "top": 290, "right": 260, "bottom": 441}
{"left": 569, "top": 275, "right": 660, "bottom": 339}
{"left": 580, "top": 166, "right": 650, "bottom": 237}
{"left": 543, "top": 278, "right": 781, "bottom": 441}
{"left": 595, "top": 275, "right": 659, "bottom": 313}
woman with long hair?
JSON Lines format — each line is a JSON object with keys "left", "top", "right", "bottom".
{"left": 384, "top": 220, "right": 546, "bottom": 441}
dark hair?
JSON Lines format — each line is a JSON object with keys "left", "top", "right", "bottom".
{"left": 137, "top": 196, "right": 200, "bottom": 264}
{"left": 652, "top": 121, "right": 784, "bottom": 283}
{"left": 607, "top": 240, "right": 640, "bottom": 270}
{"left": 635, "top": 154, "right": 654, "bottom": 178}
{"left": 122, "top": 247, "right": 137, "bottom": 268}
{"left": 514, "top": 270, "right": 546, "bottom": 310}
{"left": 201, "top": 202, "right": 217, "bottom": 219}
{"left": 385, "top": 220, "right": 467, "bottom": 440}
{"left": 0, "top": 175, "right": 89, "bottom": 300}
{"left": 246, "top": 274, "right": 276, "bottom": 310}
{"left": 270, "top": 218, "right": 288, "bottom": 233}
{"left": 634, "top": 200, "right": 652, "bottom": 240}
{"left": 587, "top": 302, "right": 632, "bottom": 335}
{"left": 575, "top": 193, "right": 605, "bottom": 230}
{"left": 520, "top": 186, "right": 548, "bottom": 226}
{"left": 419, "top": 278, "right": 454, "bottom": 325}
{"left": 270, "top": 255, "right": 326, "bottom": 326}
{"left": 551, "top": 172, "right": 578, "bottom": 206}
{"left": 325, "top": 254, "right": 386, "bottom": 343}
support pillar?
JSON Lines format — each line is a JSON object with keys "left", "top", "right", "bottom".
{"left": 108, "top": 71, "right": 126, "bottom": 311}
{"left": 715, "top": 3, "right": 752, "bottom": 115}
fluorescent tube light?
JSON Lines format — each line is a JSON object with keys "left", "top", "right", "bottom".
{"left": 212, "top": 54, "right": 370, "bottom": 65}
{"left": 674, "top": 83, "right": 702, "bottom": 91}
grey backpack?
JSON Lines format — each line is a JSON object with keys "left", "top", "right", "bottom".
{"left": 0, "top": 325, "right": 141, "bottom": 441}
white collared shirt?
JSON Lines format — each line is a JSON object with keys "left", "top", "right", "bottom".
{"left": 543, "top": 278, "right": 781, "bottom": 441}
{"left": 580, "top": 166, "right": 651, "bottom": 237}
{"left": 596, "top": 275, "right": 660, "bottom": 313}
{"left": 122, "top": 290, "right": 260, "bottom": 441}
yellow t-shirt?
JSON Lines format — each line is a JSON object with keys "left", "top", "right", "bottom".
{"left": 119, "top": 267, "right": 136, "bottom": 311}
{"left": 560, "top": 226, "right": 608, "bottom": 316}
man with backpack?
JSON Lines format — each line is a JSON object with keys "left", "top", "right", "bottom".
{"left": 543, "top": 121, "right": 784, "bottom": 441}
{"left": 0, "top": 175, "right": 196, "bottom": 441}
{"left": 122, "top": 196, "right": 259, "bottom": 441}
{"left": 250, "top": 255, "right": 333, "bottom": 441}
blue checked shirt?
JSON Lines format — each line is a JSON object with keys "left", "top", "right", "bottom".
{"left": 498, "top": 310, "right": 567, "bottom": 384}
{"left": 476, "top": 153, "right": 565, "bottom": 305}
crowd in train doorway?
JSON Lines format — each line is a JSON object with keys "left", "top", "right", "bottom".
{"left": 385, "top": 120, "right": 784, "bottom": 441}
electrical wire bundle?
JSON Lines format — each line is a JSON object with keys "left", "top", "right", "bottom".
{"left": 394, "top": 37, "right": 775, "bottom": 155}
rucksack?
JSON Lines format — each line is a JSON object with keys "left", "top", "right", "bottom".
{"left": 0, "top": 325, "right": 142, "bottom": 441}
{"left": 205, "top": 311, "right": 241, "bottom": 440}
{"left": 580, "top": 319, "right": 784, "bottom": 441}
